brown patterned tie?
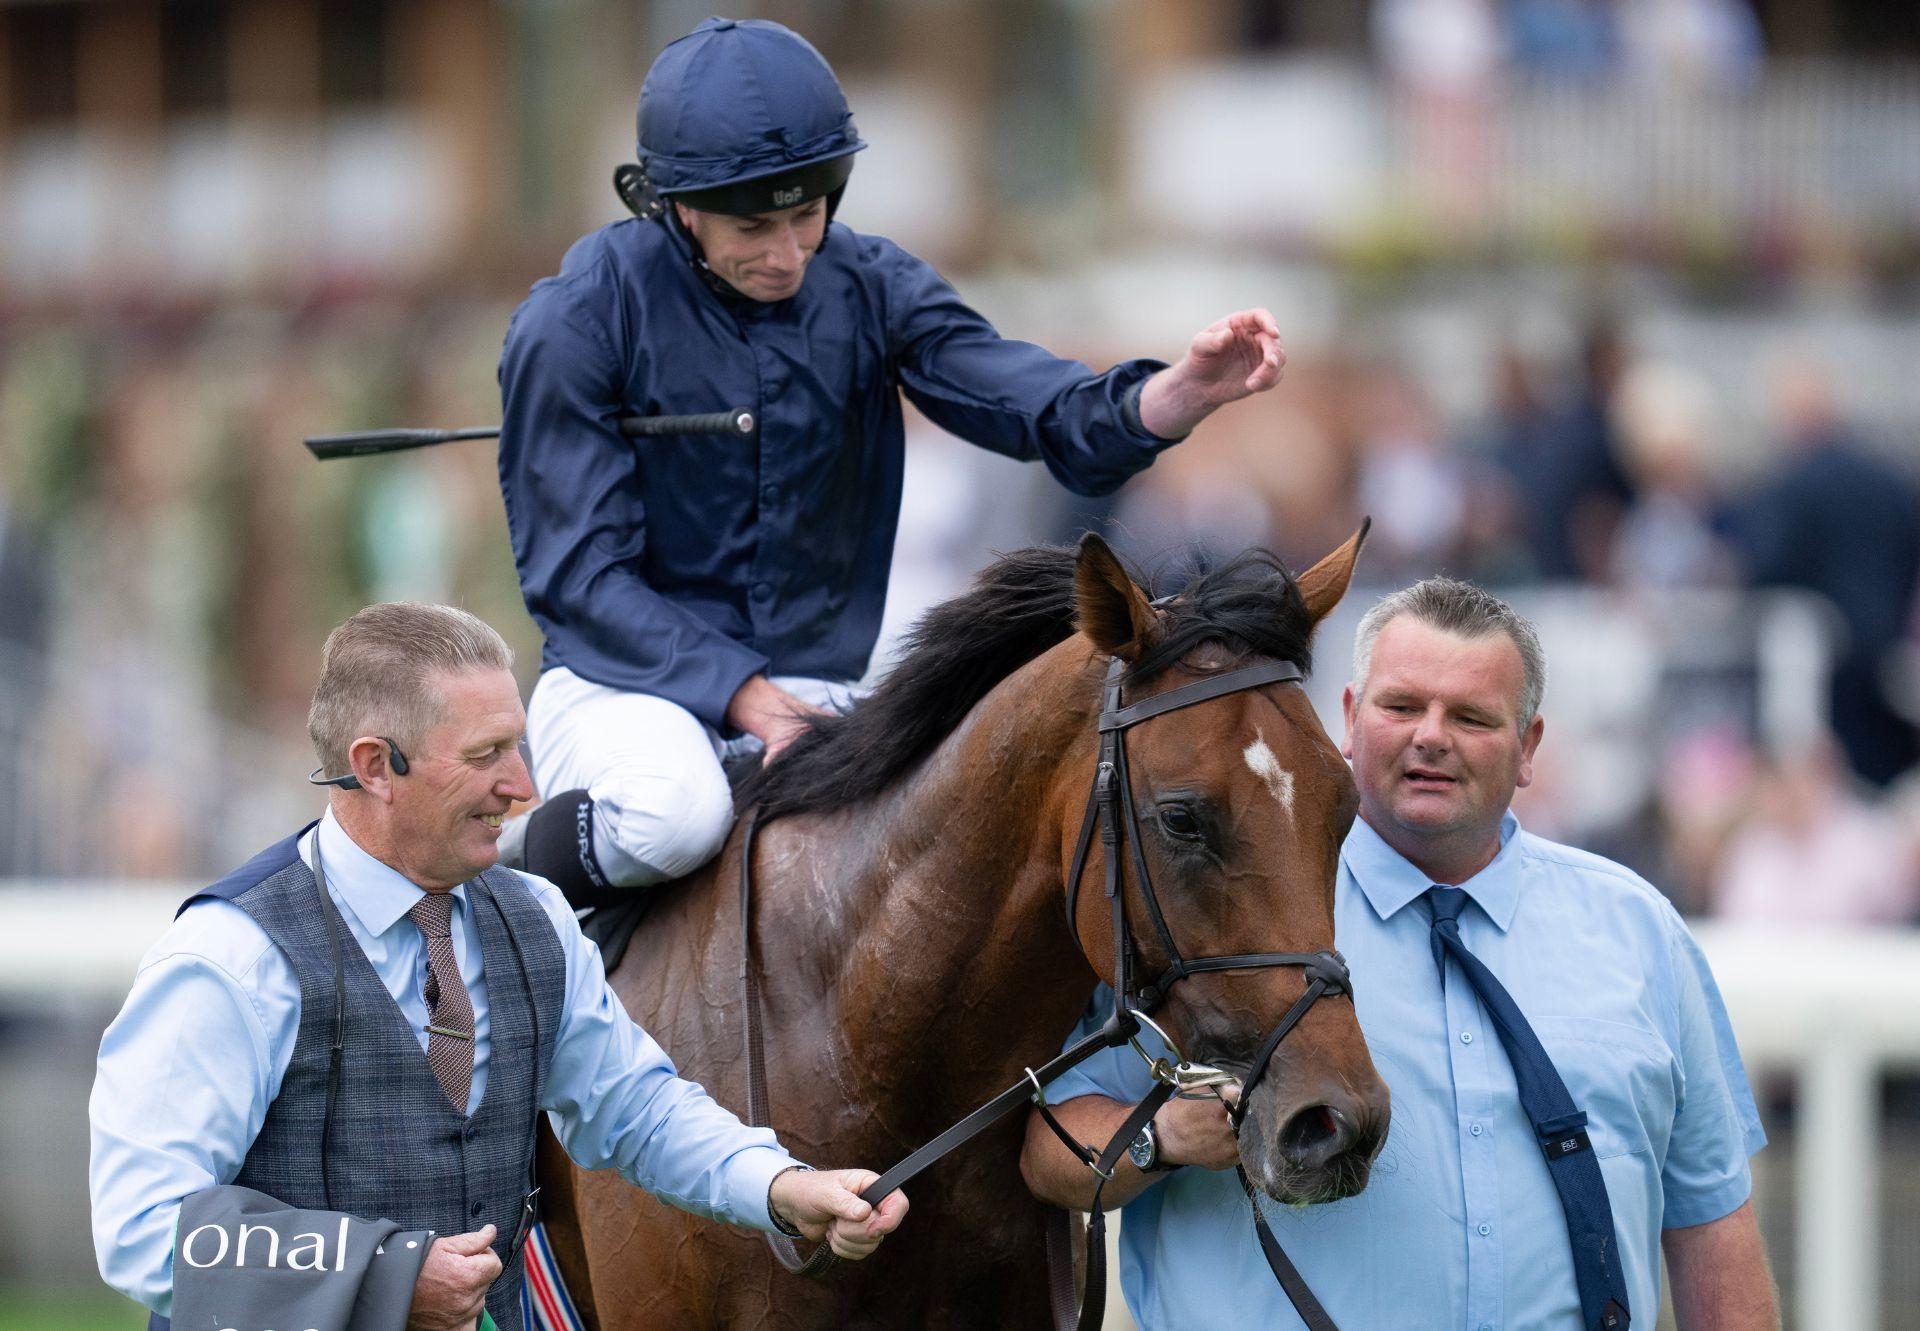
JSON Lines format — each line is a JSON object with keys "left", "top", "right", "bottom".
{"left": 408, "top": 892, "right": 475, "bottom": 1112}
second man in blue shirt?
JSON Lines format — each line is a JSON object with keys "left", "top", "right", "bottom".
{"left": 1022, "top": 577, "right": 1778, "bottom": 1331}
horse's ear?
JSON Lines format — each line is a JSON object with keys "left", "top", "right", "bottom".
{"left": 1296, "top": 518, "right": 1371, "bottom": 625}
{"left": 1074, "top": 533, "right": 1159, "bottom": 661}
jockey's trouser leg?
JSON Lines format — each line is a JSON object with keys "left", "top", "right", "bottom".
{"left": 525, "top": 667, "right": 856, "bottom": 888}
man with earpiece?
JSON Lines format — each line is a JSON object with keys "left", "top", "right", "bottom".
{"left": 496, "top": 15, "right": 1291, "bottom": 899}
{"left": 88, "top": 602, "right": 907, "bottom": 1331}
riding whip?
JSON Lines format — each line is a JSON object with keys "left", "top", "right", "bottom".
{"left": 304, "top": 408, "right": 757, "bottom": 460}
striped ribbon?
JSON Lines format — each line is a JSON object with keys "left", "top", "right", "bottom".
{"left": 519, "top": 1223, "right": 588, "bottom": 1331}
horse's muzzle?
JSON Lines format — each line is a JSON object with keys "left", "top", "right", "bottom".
{"left": 1246, "top": 1076, "right": 1391, "bottom": 1205}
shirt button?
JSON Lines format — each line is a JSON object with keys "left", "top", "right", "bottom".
{"left": 752, "top": 582, "right": 773, "bottom": 602}
{"left": 1470, "top": 1123, "right": 1483, "bottom": 1137}
{"left": 1477, "top": 1222, "right": 1492, "bottom": 1236}
{"left": 760, "top": 484, "right": 778, "bottom": 506}
{"left": 471, "top": 1201, "right": 486, "bottom": 1218}
{"left": 1479, "top": 1324, "right": 1493, "bottom": 1331}
{"left": 1460, "top": 1031, "right": 1474, "bottom": 1044}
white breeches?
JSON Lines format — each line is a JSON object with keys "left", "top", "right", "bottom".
{"left": 526, "top": 666, "right": 856, "bottom": 887}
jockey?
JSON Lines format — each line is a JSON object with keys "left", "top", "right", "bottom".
{"left": 497, "top": 15, "right": 1289, "bottom": 897}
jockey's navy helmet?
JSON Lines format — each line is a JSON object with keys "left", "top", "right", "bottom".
{"left": 636, "top": 17, "right": 866, "bottom": 218}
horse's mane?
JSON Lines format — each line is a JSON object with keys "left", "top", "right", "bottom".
{"left": 737, "top": 545, "right": 1315, "bottom": 821}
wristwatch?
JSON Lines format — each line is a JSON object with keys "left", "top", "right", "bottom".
{"left": 1128, "top": 1120, "right": 1172, "bottom": 1173}
{"left": 767, "top": 1163, "right": 814, "bottom": 1237}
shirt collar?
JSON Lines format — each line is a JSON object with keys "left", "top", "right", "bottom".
{"left": 1341, "top": 809, "right": 1524, "bottom": 932}
{"left": 313, "top": 808, "right": 466, "bottom": 938}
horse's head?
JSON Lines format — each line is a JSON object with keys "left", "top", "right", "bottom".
{"left": 1065, "top": 529, "right": 1389, "bottom": 1206}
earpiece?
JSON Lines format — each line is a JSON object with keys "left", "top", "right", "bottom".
{"left": 306, "top": 738, "right": 411, "bottom": 790}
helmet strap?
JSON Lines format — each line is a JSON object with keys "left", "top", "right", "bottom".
{"left": 657, "top": 201, "right": 755, "bottom": 302}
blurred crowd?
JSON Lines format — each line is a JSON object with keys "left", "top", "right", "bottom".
{"left": 0, "top": 298, "right": 535, "bottom": 878}
{"left": 1069, "top": 316, "right": 1920, "bottom": 928}
{"left": 2, "top": 294, "right": 1919, "bottom": 935}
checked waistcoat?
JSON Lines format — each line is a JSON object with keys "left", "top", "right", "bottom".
{"left": 151, "top": 831, "right": 566, "bottom": 1331}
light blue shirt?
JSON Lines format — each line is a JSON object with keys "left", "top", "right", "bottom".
{"left": 89, "top": 811, "right": 797, "bottom": 1316}
{"left": 1049, "top": 813, "right": 1765, "bottom": 1331}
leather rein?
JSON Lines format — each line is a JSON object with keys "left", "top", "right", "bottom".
{"left": 737, "top": 655, "right": 1352, "bottom": 1328}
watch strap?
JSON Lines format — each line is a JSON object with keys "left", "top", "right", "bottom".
{"left": 767, "top": 1163, "right": 815, "bottom": 1237}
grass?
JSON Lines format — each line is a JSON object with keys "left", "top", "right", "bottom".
{"left": 0, "top": 1288, "right": 146, "bottom": 1331}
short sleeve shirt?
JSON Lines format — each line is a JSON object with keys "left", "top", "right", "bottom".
{"left": 1047, "top": 813, "right": 1765, "bottom": 1331}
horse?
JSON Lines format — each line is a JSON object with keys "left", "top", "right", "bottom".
{"left": 535, "top": 530, "right": 1392, "bottom": 1328}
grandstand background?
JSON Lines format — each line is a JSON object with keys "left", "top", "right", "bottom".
{"left": 2, "top": 0, "right": 1918, "bottom": 1327}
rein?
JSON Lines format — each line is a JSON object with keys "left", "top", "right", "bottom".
{"left": 737, "top": 655, "right": 1351, "bottom": 1328}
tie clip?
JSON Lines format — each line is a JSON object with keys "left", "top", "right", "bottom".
{"left": 426, "top": 1024, "right": 473, "bottom": 1042}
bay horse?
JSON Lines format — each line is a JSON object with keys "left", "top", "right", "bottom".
{"left": 536, "top": 530, "right": 1391, "bottom": 1328}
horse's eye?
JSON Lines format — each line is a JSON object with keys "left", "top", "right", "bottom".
{"left": 1158, "top": 804, "right": 1203, "bottom": 840}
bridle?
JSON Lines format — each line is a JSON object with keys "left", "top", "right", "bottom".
{"left": 1027, "top": 655, "right": 1353, "bottom": 1331}
{"left": 737, "top": 651, "right": 1354, "bottom": 1330}
{"left": 1062, "top": 656, "right": 1352, "bottom": 1128}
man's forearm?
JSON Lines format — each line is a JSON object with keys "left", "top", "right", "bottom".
{"left": 1664, "top": 1201, "right": 1780, "bottom": 1330}
{"left": 1018, "top": 1096, "right": 1161, "bottom": 1212}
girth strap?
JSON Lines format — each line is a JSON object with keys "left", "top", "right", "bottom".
{"left": 739, "top": 814, "right": 838, "bottom": 1277}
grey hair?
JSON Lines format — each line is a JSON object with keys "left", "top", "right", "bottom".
{"left": 308, "top": 602, "right": 514, "bottom": 776}
{"left": 1351, "top": 578, "right": 1547, "bottom": 728}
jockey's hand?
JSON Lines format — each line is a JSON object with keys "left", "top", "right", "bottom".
{"left": 768, "top": 1167, "right": 909, "bottom": 1260}
{"left": 725, "top": 675, "right": 830, "bottom": 763}
{"left": 1155, "top": 1085, "right": 1242, "bottom": 1171}
{"left": 1138, "top": 308, "right": 1286, "bottom": 439}
{"left": 407, "top": 1224, "right": 500, "bottom": 1331}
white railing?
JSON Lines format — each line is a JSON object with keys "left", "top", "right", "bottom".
{"left": 1692, "top": 923, "right": 1920, "bottom": 1331}
{"left": 10, "top": 885, "right": 1913, "bottom": 1329}
{"left": 1130, "top": 58, "right": 1920, "bottom": 244}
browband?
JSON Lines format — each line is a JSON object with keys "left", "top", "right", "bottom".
{"left": 1099, "top": 660, "right": 1304, "bottom": 732}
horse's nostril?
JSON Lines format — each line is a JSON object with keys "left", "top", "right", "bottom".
{"left": 1279, "top": 1103, "right": 1354, "bottom": 1171}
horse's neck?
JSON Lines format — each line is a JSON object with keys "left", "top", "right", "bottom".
{"left": 756, "top": 640, "right": 1102, "bottom": 1114}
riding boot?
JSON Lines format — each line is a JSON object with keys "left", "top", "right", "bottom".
{"left": 519, "top": 789, "right": 622, "bottom": 907}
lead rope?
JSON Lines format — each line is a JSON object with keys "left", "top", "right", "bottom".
{"left": 738, "top": 808, "right": 1154, "bottom": 1288}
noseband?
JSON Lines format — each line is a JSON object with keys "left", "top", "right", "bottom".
{"left": 1063, "top": 656, "right": 1352, "bottom": 1125}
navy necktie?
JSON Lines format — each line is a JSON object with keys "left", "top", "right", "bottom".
{"left": 1427, "top": 886, "right": 1630, "bottom": 1331}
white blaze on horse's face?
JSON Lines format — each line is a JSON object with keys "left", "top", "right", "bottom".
{"left": 1242, "top": 730, "right": 1296, "bottom": 818}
